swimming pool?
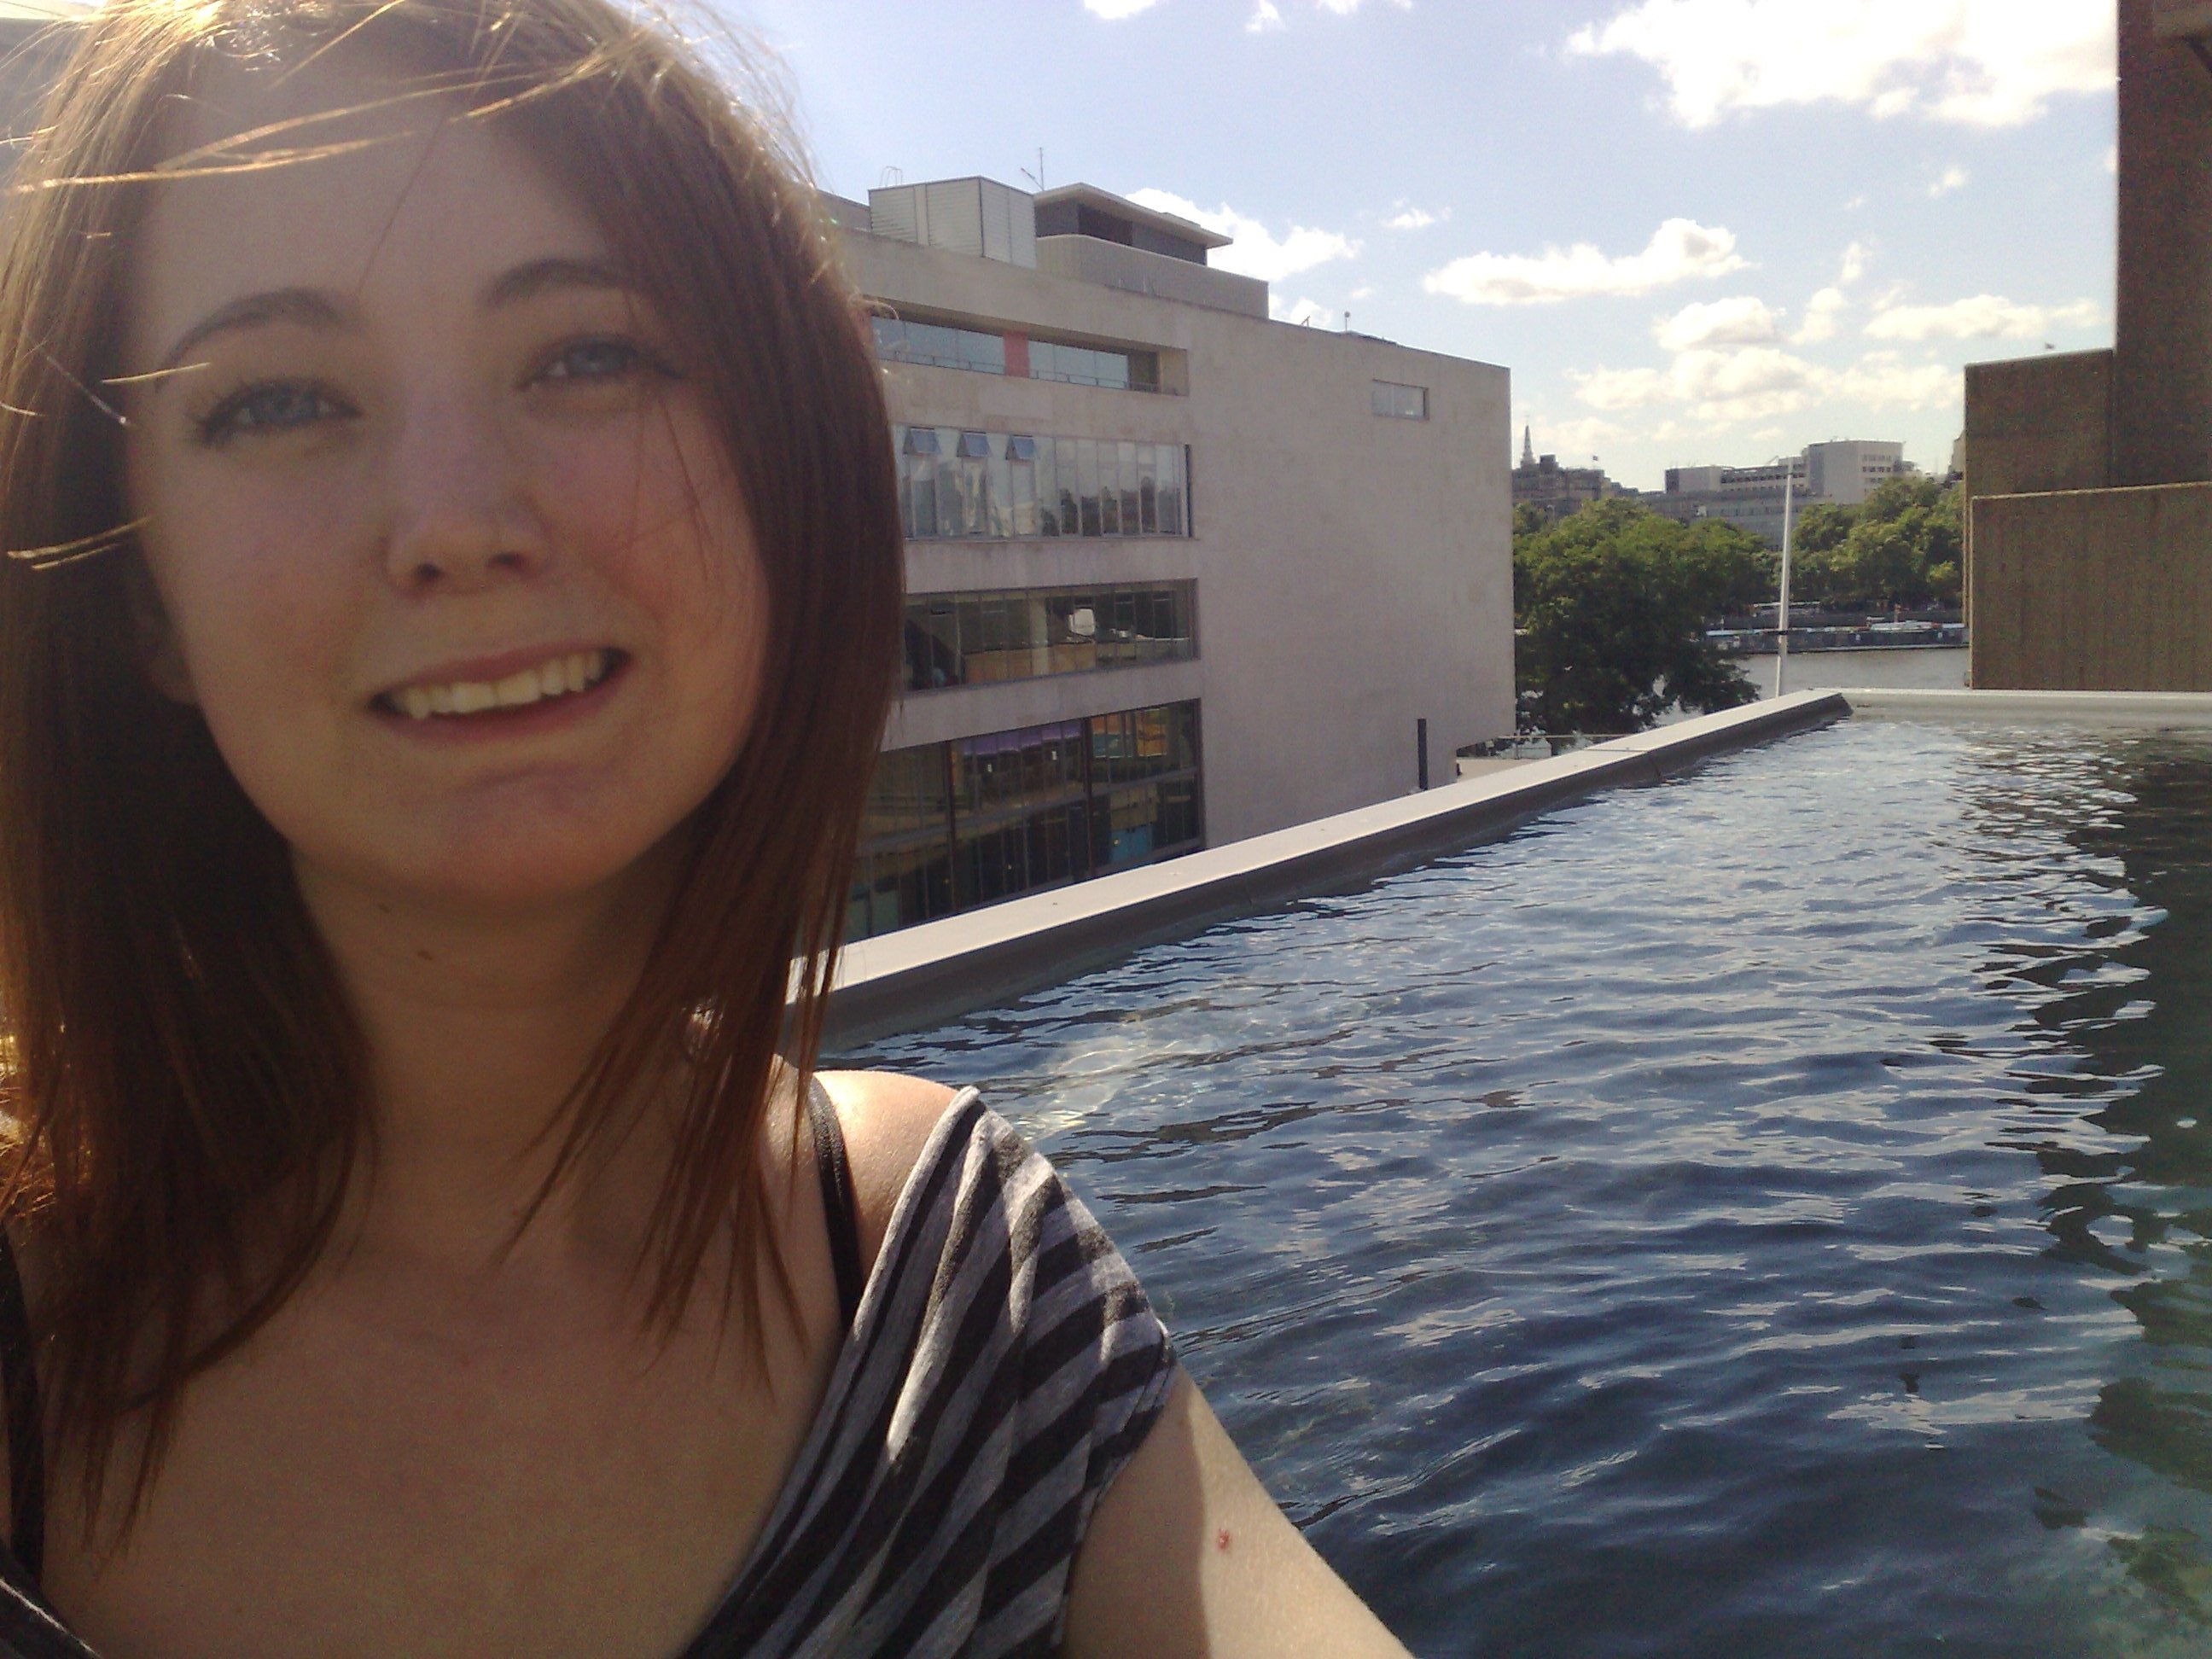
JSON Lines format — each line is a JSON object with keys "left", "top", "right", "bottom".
{"left": 844, "top": 713, "right": 2212, "bottom": 1658}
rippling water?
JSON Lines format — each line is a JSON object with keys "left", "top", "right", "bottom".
{"left": 843, "top": 717, "right": 2212, "bottom": 1657}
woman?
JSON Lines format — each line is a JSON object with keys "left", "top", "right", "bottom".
{"left": 0, "top": 0, "right": 1410, "bottom": 1653}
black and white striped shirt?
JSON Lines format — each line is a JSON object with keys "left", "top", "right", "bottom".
{"left": 0, "top": 1090, "right": 1180, "bottom": 1657}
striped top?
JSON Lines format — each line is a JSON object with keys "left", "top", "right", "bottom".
{"left": 0, "top": 1089, "right": 1181, "bottom": 1658}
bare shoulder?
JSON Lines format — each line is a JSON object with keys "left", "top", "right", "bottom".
{"left": 811, "top": 1070, "right": 962, "bottom": 1267}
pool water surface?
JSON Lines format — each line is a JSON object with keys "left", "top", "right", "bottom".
{"left": 845, "top": 716, "right": 2212, "bottom": 1658}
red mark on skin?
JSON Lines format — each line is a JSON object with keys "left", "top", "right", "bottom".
{"left": 1215, "top": 1528, "right": 1232, "bottom": 1552}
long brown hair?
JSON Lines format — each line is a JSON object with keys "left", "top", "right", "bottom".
{"left": 0, "top": 0, "right": 902, "bottom": 1520}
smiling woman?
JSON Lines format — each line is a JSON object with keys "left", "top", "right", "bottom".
{"left": 0, "top": 2, "right": 1406, "bottom": 1656}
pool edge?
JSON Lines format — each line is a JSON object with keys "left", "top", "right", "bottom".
{"left": 822, "top": 689, "right": 1848, "bottom": 1051}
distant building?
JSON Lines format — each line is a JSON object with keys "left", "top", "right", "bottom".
{"left": 1511, "top": 428, "right": 1624, "bottom": 524}
{"left": 1649, "top": 440, "right": 1912, "bottom": 545}
{"left": 841, "top": 178, "right": 1513, "bottom": 938}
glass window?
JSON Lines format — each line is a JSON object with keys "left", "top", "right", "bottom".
{"left": 1159, "top": 445, "right": 1185, "bottom": 537}
{"left": 988, "top": 451, "right": 1014, "bottom": 538}
{"left": 1010, "top": 453, "right": 1037, "bottom": 538}
{"left": 1118, "top": 441, "right": 1141, "bottom": 537}
{"left": 1138, "top": 445, "right": 1159, "bottom": 535}
{"left": 903, "top": 599, "right": 961, "bottom": 691}
{"left": 1077, "top": 439, "right": 1102, "bottom": 538}
{"left": 959, "top": 330, "right": 1007, "bottom": 375}
{"left": 905, "top": 451, "right": 937, "bottom": 538}
{"left": 853, "top": 703, "right": 1200, "bottom": 935}
{"left": 1372, "top": 381, "right": 1428, "bottom": 419}
{"left": 1038, "top": 440, "right": 1060, "bottom": 537}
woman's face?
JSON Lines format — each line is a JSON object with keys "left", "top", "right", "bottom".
{"left": 122, "top": 61, "right": 769, "bottom": 916}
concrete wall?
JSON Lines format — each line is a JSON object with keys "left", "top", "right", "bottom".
{"left": 1960, "top": 350, "right": 2115, "bottom": 652}
{"left": 1971, "top": 481, "right": 2212, "bottom": 689}
{"left": 1961, "top": 352, "right": 2114, "bottom": 501}
{"left": 840, "top": 229, "right": 1515, "bottom": 852}
{"left": 2116, "top": 0, "right": 2212, "bottom": 486}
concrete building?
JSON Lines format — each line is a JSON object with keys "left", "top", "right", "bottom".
{"left": 1961, "top": 0, "right": 2212, "bottom": 691}
{"left": 1511, "top": 428, "right": 1622, "bottom": 525}
{"left": 840, "top": 178, "right": 1512, "bottom": 938}
{"left": 1648, "top": 441, "right": 1909, "bottom": 545}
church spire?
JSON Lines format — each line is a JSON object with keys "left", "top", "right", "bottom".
{"left": 1521, "top": 425, "right": 1535, "bottom": 469}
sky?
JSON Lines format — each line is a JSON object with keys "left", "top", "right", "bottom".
{"left": 723, "top": 0, "right": 2117, "bottom": 492}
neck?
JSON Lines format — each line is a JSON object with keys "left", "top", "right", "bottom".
{"left": 294, "top": 849, "right": 680, "bottom": 1270}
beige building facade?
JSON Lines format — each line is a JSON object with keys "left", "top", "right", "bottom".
{"left": 838, "top": 180, "right": 1512, "bottom": 939}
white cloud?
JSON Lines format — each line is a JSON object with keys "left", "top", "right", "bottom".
{"left": 1573, "top": 365, "right": 1675, "bottom": 411}
{"left": 1565, "top": 1, "right": 2114, "bottom": 129}
{"left": 1841, "top": 352, "right": 1959, "bottom": 409}
{"left": 1794, "top": 287, "right": 1848, "bottom": 344}
{"left": 1669, "top": 346, "right": 1830, "bottom": 422}
{"left": 1928, "top": 164, "right": 1970, "bottom": 197}
{"left": 1424, "top": 218, "right": 1745, "bottom": 306}
{"left": 1865, "top": 294, "right": 2101, "bottom": 341}
{"left": 1520, "top": 415, "right": 1633, "bottom": 457}
{"left": 1656, "top": 294, "right": 1781, "bottom": 352}
{"left": 1249, "top": 0, "right": 1405, "bottom": 25}
{"left": 1127, "top": 188, "right": 1360, "bottom": 282}
{"left": 1349, "top": 284, "right": 1376, "bottom": 300}
{"left": 1838, "top": 242, "right": 1869, "bottom": 285}
{"left": 1271, "top": 295, "right": 1336, "bottom": 327}
{"left": 1085, "top": 0, "right": 1163, "bottom": 16}
{"left": 1385, "top": 204, "right": 1447, "bottom": 230}
{"left": 1575, "top": 341, "right": 1959, "bottom": 428}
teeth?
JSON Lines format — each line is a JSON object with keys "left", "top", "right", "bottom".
{"left": 390, "top": 650, "right": 610, "bottom": 720}
{"left": 493, "top": 669, "right": 542, "bottom": 708}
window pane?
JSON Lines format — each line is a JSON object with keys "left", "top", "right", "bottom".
{"left": 1138, "top": 445, "right": 1159, "bottom": 535}
{"left": 988, "top": 452, "right": 1013, "bottom": 538}
{"left": 1118, "top": 441, "right": 1140, "bottom": 536}
{"left": 1077, "top": 439, "right": 1102, "bottom": 537}
{"left": 1099, "top": 445, "right": 1121, "bottom": 536}
{"left": 1010, "top": 458, "right": 1037, "bottom": 538}
{"left": 960, "top": 329, "right": 1006, "bottom": 375}
{"left": 1159, "top": 445, "right": 1184, "bottom": 537}
{"left": 904, "top": 599, "right": 959, "bottom": 690}
{"left": 907, "top": 452, "right": 937, "bottom": 538}
{"left": 1057, "top": 439, "right": 1080, "bottom": 538}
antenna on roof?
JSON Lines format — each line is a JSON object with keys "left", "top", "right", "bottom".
{"left": 1020, "top": 148, "right": 1045, "bottom": 190}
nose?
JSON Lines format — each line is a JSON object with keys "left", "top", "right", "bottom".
{"left": 380, "top": 393, "right": 550, "bottom": 592}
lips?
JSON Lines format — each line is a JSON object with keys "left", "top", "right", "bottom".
{"left": 379, "top": 649, "right": 617, "bottom": 720}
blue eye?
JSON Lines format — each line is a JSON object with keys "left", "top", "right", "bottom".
{"left": 541, "top": 338, "right": 643, "bottom": 382}
{"left": 197, "top": 382, "right": 348, "bottom": 443}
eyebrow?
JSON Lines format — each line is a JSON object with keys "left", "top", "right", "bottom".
{"left": 149, "top": 256, "right": 640, "bottom": 381}
{"left": 155, "top": 287, "right": 349, "bottom": 375}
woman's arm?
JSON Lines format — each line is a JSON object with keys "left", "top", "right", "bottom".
{"left": 1062, "top": 1369, "right": 1412, "bottom": 1659}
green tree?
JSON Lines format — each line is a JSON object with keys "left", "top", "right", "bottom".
{"left": 1514, "top": 498, "right": 1775, "bottom": 733}
{"left": 1788, "top": 476, "right": 1964, "bottom": 609}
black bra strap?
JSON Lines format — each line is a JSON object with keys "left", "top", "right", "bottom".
{"left": 0, "top": 1235, "right": 44, "bottom": 1587}
{"left": 806, "top": 1082, "right": 865, "bottom": 1335}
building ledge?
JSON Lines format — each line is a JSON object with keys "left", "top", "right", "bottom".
{"left": 825, "top": 690, "right": 1845, "bottom": 1046}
